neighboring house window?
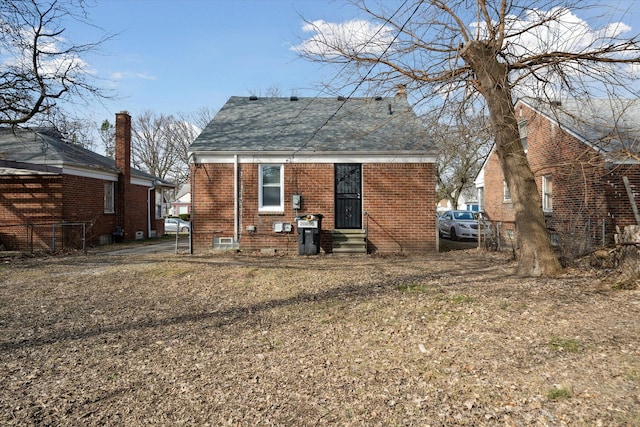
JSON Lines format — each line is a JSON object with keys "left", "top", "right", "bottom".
{"left": 104, "top": 182, "right": 115, "bottom": 213}
{"left": 155, "top": 188, "right": 163, "bottom": 219}
{"left": 518, "top": 120, "right": 528, "bottom": 152}
{"left": 259, "top": 164, "right": 284, "bottom": 212}
{"left": 542, "top": 175, "right": 553, "bottom": 212}
{"left": 503, "top": 181, "right": 511, "bottom": 202}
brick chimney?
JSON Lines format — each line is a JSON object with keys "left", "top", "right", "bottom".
{"left": 115, "top": 111, "right": 131, "bottom": 182}
{"left": 115, "top": 111, "right": 131, "bottom": 237}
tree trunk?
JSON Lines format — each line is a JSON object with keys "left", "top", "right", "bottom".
{"left": 461, "top": 41, "right": 562, "bottom": 276}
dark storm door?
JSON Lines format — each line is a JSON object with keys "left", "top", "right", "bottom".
{"left": 335, "top": 163, "right": 362, "bottom": 229}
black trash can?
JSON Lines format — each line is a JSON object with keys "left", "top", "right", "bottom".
{"left": 112, "top": 226, "right": 124, "bottom": 243}
{"left": 296, "top": 214, "right": 323, "bottom": 255}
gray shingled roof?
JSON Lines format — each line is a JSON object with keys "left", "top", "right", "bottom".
{"left": 521, "top": 98, "right": 640, "bottom": 156}
{"left": 0, "top": 127, "right": 117, "bottom": 172}
{"left": 0, "top": 127, "right": 173, "bottom": 185}
{"left": 189, "top": 96, "right": 435, "bottom": 155}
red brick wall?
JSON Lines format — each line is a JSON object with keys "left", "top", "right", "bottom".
{"left": 482, "top": 102, "right": 639, "bottom": 243}
{"left": 191, "top": 162, "right": 437, "bottom": 254}
{"left": 62, "top": 175, "right": 115, "bottom": 242}
{"left": 190, "top": 163, "right": 236, "bottom": 250}
{"left": 363, "top": 163, "right": 436, "bottom": 253}
{"left": 0, "top": 175, "right": 63, "bottom": 250}
{"left": 0, "top": 171, "right": 157, "bottom": 250}
{"left": 121, "top": 183, "right": 151, "bottom": 240}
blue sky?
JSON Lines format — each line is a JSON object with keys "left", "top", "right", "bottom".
{"left": 73, "top": 0, "right": 363, "bottom": 123}
{"left": 67, "top": 0, "right": 640, "bottom": 125}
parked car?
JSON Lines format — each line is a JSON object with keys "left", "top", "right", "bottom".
{"left": 438, "top": 210, "right": 490, "bottom": 240}
{"left": 164, "top": 217, "right": 190, "bottom": 233}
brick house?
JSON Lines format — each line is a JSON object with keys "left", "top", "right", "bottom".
{"left": 475, "top": 98, "right": 640, "bottom": 252}
{"left": 0, "top": 111, "right": 174, "bottom": 251}
{"left": 188, "top": 95, "right": 437, "bottom": 254}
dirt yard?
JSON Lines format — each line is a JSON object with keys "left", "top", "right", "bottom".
{"left": 1, "top": 248, "right": 639, "bottom": 426}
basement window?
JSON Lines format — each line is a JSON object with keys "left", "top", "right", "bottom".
{"left": 259, "top": 164, "right": 284, "bottom": 212}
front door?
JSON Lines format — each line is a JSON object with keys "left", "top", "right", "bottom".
{"left": 335, "top": 163, "right": 362, "bottom": 229}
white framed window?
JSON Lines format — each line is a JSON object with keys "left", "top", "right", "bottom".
{"left": 503, "top": 181, "right": 511, "bottom": 202}
{"left": 155, "top": 188, "right": 163, "bottom": 219}
{"left": 259, "top": 164, "right": 284, "bottom": 212}
{"left": 104, "top": 182, "right": 115, "bottom": 213}
{"left": 518, "top": 120, "right": 528, "bottom": 152}
{"left": 542, "top": 175, "right": 553, "bottom": 212}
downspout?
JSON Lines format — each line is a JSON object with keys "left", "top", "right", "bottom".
{"left": 234, "top": 154, "right": 239, "bottom": 242}
{"left": 148, "top": 186, "right": 153, "bottom": 238}
{"left": 148, "top": 181, "right": 159, "bottom": 238}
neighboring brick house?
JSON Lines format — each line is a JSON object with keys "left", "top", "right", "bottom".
{"left": 475, "top": 97, "right": 640, "bottom": 250}
{"left": 188, "top": 95, "right": 437, "bottom": 254}
{"left": 0, "top": 111, "right": 174, "bottom": 251}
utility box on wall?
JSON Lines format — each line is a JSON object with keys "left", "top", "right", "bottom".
{"left": 292, "top": 194, "right": 302, "bottom": 210}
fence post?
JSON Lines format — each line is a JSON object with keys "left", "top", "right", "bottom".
{"left": 28, "top": 223, "right": 33, "bottom": 253}
{"left": 82, "top": 222, "right": 87, "bottom": 254}
{"left": 52, "top": 223, "right": 56, "bottom": 252}
{"left": 602, "top": 219, "right": 606, "bottom": 247}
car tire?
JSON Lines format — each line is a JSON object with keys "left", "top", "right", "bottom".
{"left": 450, "top": 227, "right": 457, "bottom": 241}
{"left": 180, "top": 227, "right": 188, "bottom": 232}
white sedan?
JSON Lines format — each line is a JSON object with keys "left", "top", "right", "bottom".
{"left": 164, "top": 217, "right": 190, "bottom": 233}
{"left": 438, "top": 210, "right": 487, "bottom": 241}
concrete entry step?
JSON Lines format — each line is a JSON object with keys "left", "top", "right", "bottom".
{"left": 331, "top": 229, "right": 367, "bottom": 254}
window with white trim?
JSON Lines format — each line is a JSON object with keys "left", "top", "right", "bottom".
{"left": 542, "top": 175, "right": 553, "bottom": 212}
{"left": 518, "top": 120, "right": 528, "bottom": 152}
{"left": 104, "top": 182, "right": 115, "bottom": 213}
{"left": 503, "top": 181, "right": 511, "bottom": 202}
{"left": 155, "top": 188, "right": 163, "bottom": 219}
{"left": 477, "top": 187, "right": 484, "bottom": 212}
{"left": 259, "top": 164, "right": 284, "bottom": 212}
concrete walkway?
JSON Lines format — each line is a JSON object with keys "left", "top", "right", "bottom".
{"left": 99, "top": 235, "right": 190, "bottom": 256}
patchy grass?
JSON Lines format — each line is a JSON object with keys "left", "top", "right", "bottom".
{"left": 547, "top": 337, "right": 583, "bottom": 353}
{"left": 547, "top": 386, "right": 572, "bottom": 400}
{"left": 0, "top": 250, "right": 638, "bottom": 426}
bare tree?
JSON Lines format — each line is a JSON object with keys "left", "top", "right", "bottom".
{"left": 46, "top": 112, "right": 98, "bottom": 151}
{"left": 429, "top": 106, "right": 493, "bottom": 209}
{"left": 182, "top": 107, "right": 217, "bottom": 132}
{"left": 99, "top": 119, "right": 115, "bottom": 159}
{"left": 131, "top": 111, "right": 179, "bottom": 183}
{"left": 0, "top": 0, "right": 111, "bottom": 126}
{"left": 295, "top": 1, "right": 640, "bottom": 276}
{"left": 131, "top": 109, "right": 214, "bottom": 187}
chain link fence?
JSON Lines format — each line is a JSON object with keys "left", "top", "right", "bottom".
{"left": 480, "top": 217, "right": 614, "bottom": 264}
{"left": 0, "top": 222, "right": 89, "bottom": 253}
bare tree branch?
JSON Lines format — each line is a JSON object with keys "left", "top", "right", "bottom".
{"left": 295, "top": 0, "right": 640, "bottom": 276}
{"left": 0, "top": 0, "right": 113, "bottom": 125}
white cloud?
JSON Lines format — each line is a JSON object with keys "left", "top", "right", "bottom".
{"left": 110, "top": 71, "right": 156, "bottom": 81}
{"left": 500, "top": 7, "right": 632, "bottom": 57}
{"left": 291, "top": 19, "right": 395, "bottom": 57}
{"left": 1, "top": 26, "right": 90, "bottom": 79}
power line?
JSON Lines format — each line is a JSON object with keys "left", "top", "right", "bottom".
{"left": 291, "top": 0, "right": 422, "bottom": 156}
